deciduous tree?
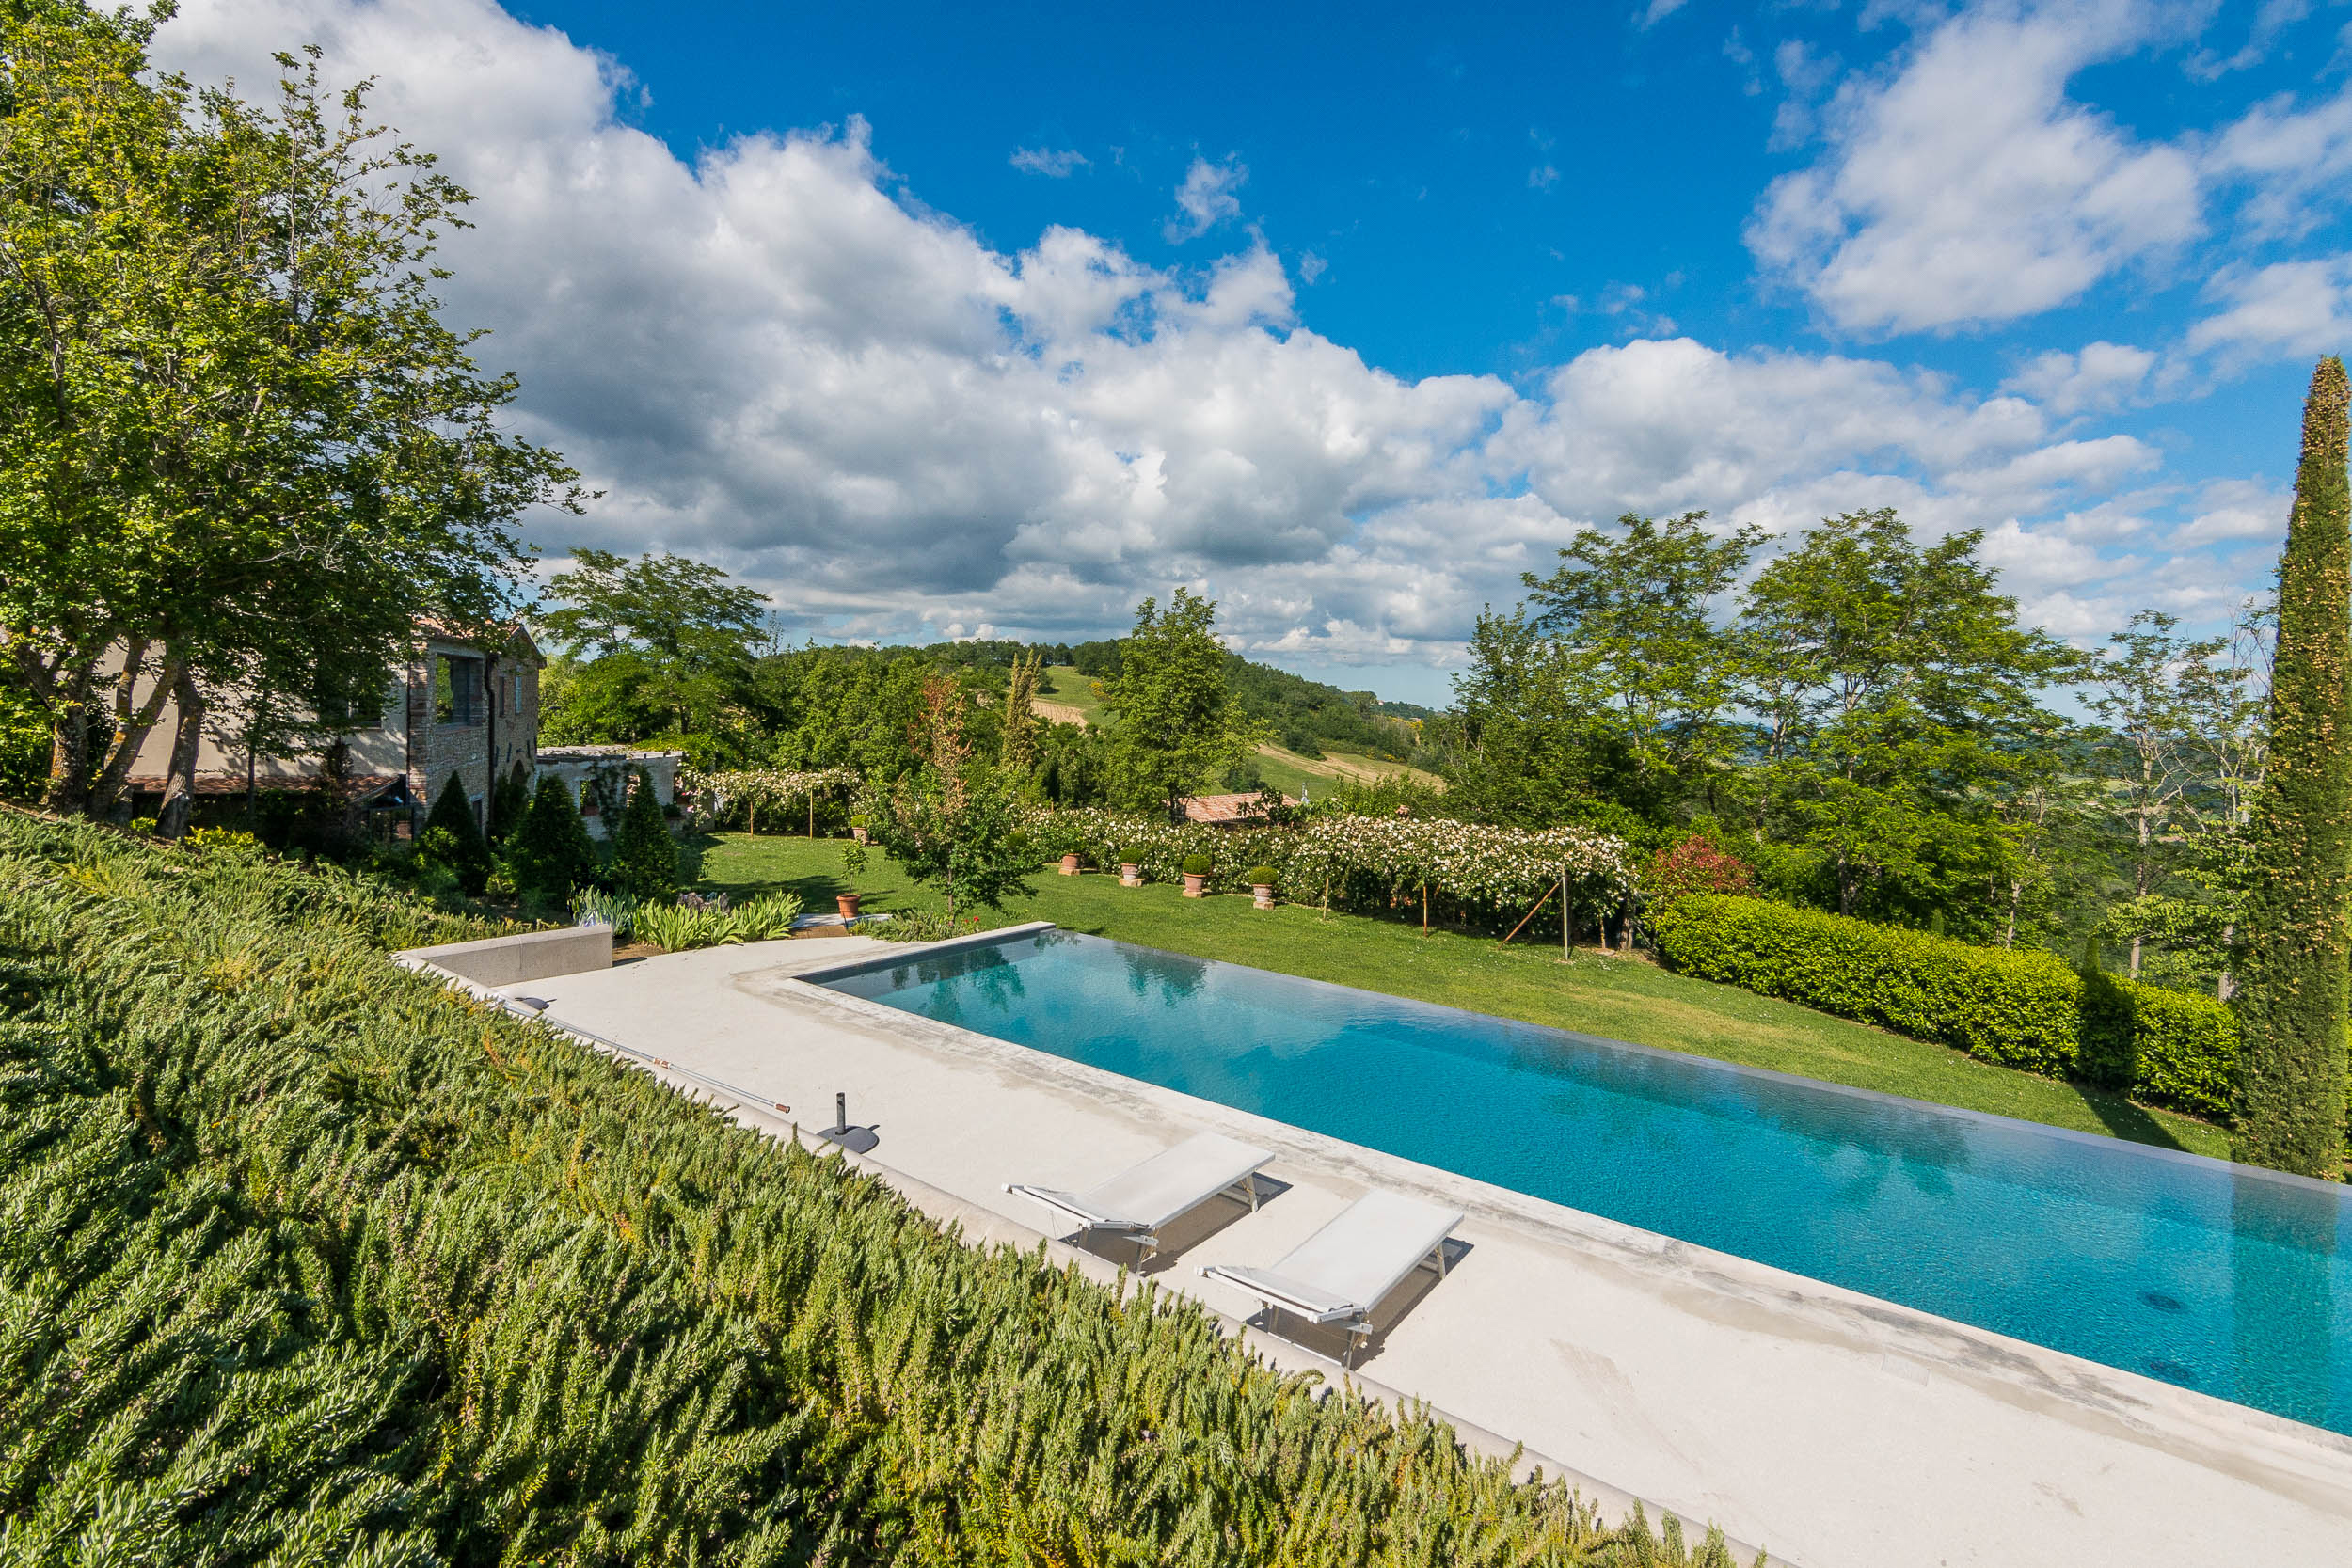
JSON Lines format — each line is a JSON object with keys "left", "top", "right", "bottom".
{"left": 1739, "top": 510, "right": 2075, "bottom": 931}
{"left": 538, "top": 550, "right": 769, "bottom": 760}
{"left": 850, "top": 674, "right": 1034, "bottom": 914}
{"left": 0, "top": 17, "right": 577, "bottom": 832}
{"left": 1099, "top": 588, "right": 1266, "bottom": 814}
{"left": 1518, "top": 511, "right": 1763, "bottom": 822}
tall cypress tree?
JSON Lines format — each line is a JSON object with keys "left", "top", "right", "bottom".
{"left": 2235, "top": 356, "right": 2352, "bottom": 1177}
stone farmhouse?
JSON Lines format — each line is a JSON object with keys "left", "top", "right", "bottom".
{"left": 126, "top": 621, "right": 548, "bottom": 833}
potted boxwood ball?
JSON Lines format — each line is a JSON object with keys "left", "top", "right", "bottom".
{"left": 850, "top": 812, "right": 872, "bottom": 844}
{"left": 1118, "top": 847, "right": 1144, "bottom": 887}
{"left": 1182, "top": 852, "right": 1212, "bottom": 898}
{"left": 1248, "top": 864, "right": 1278, "bottom": 910}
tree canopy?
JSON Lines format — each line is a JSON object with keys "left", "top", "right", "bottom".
{"left": 0, "top": 13, "right": 578, "bottom": 831}
{"left": 1098, "top": 587, "right": 1266, "bottom": 813}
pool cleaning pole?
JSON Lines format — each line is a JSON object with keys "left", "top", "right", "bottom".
{"left": 1561, "top": 872, "right": 1569, "bottom": 959}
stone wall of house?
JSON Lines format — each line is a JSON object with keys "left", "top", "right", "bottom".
{"left": 533, "top": 746, "right": 680, "bottom": 841}
{"left": 405, "top": 641, "right": 541, "bottom": 832}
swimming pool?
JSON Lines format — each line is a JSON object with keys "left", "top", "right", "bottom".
{"left": 817, "top": 927, "right": 2352, "bottom": 1434}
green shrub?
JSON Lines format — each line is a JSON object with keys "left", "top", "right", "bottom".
{"left": 1650, "top": 895, "right": 2240, "bottom": 1120}
{"left": 1117, "top": 845, "right": 1144, "bottom": 865}
{"left": 1248, "top": 863, "right": 1279, "bottom": 886}
{"left": 871, "top": 907, "right": 1014, "bottom": 943}
{"left": 489, "top": 759, "right": 531, "bottom": 845}
{"left": 1182, "top": 851, "right": 1213, "bottom": 876}
{"left": 421, "top": 771, "right": 492, "bottom": 895}
{"left": 2122, "top": 979, "right": 2240, "bottom": 1123}
{"left": 610, "top": 768, "right": 679, "bottom": 901}
{"left": 506, "top": 773, "right": 596, "bottom": 909}
{"left": 0, "top": 812, "right": 1731, "bottom": 1563}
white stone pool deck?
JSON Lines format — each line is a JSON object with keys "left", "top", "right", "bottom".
{"left": 460, "top": 930, "right": 2352, "bottom": 1568}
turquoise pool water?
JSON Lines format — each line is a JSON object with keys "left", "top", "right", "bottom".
{"left": 820, "top": 928, "right": 2352, "bottom": 1433}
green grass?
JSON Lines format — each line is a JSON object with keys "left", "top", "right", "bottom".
{"left": 693, "top": 832, "right": 2234, "bottom": 1162}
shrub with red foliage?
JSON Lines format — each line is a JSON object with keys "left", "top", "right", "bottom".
{"left": 1645, "top": 835, "right": 1756, "bottom": 902}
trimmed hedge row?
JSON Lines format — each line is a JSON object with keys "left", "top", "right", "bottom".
{"left": 1649, "top": 895, "right": 2239, "bottom": 1122}
{"left": 0, "top": 812, "right": 1755, "bottom": 1567}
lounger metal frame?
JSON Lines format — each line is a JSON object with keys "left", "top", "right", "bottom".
{"left": 1006, "top": 1132, "right": 1273, "bottom": 1264}
{"left": 1200, "top": 1195, "right": 1463, "bottom": 1367}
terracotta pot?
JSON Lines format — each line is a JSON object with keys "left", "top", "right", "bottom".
{"left": 851, "top": 825, "right": 868, "bottom": 844}
{"left": 1183, "top": 873, "right": 1205, "bottom": 898}
{"left": 1059, "top": 852, "right": 1081, "bottom": 876}
{"left": 1251, "top": 884, "right": 1275, "bottom": 910}
{"left": 1119, "top": 863, "right": 1142, "bottom": 887}
{"left": 836, "top": 893, "right": 861, "bottom": 919}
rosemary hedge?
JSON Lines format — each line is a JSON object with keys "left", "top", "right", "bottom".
{"left": 0, "top": 813, "right": 1753, "bottom": 1566}
{"left": 1651, "top": 895, "right": 2239, "bottom": 1121}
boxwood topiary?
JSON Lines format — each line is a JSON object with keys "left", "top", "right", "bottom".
{"left": 1182, "top": 852, "right": 1213, "bottom": 876}
{"left": 1248, "top": 864, "right": 1278, "bottom": 886}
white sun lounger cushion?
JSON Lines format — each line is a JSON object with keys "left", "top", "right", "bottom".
{"left": 1204, "top": 1190, "right": 1464, "bottom": 1326}
{"left": 1007, "top": 1132, "right": 1273, "bottom": 1234}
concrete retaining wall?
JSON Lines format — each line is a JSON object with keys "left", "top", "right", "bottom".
{"left": 397, "top": 925, "right": 612, "bottom": 987}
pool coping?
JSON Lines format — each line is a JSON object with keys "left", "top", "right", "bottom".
{"left": 783, "top": 923, "right": 2352, "bottom": 1459}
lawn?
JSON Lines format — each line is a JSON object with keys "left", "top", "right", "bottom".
{"left": 691, "top": 832, "right": 2234, "bottom": 1161}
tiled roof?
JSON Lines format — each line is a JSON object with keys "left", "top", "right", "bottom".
{"left": 1179, "top": 792, "right": 1297, "bottom": 826}
{"left": 124, "top": 772, "right": 405, "bottom": 802}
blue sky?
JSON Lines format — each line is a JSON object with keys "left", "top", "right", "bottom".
{"left": 161, "top": 1, "right": 2352, "bottom": 705}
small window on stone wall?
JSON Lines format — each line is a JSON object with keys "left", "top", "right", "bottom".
{"left": 433, "top": 655, "right": 485, "bottom": 725}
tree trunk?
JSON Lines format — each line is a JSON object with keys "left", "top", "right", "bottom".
{"left": 85, "top": 647, "right": 183, "bottom": 821}
{"left": 43, "top": 687, "right": 94, "bottom": 813}
{"left": 2129, "top": 932, "right": 2143, "bottom": 980}
{"left": 156, "top": 669, "right": 206, "bottom": 839}
{"left": 2003, "top": 880, "right": 2020, "bottom": 949}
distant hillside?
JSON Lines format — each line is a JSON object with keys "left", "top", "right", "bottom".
{"left": 1032, "top": 663, "right": 1441, "bottom": 798}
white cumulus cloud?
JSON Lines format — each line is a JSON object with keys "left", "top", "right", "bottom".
{"left": 147, "top": 0, "right": 2274, "bottom": 680}
{"left": 1747, "top": 1, "right": 2202, "bottom": 334}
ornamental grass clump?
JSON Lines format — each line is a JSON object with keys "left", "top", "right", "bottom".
{"left": 0, "top": 809, "right": 1758, "bottom": 1566}
{"left": 634, "top": 889, "right": 804, "bottom": 950}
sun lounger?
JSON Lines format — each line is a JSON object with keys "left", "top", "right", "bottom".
{"left": 1200, "top": 1190, "right": 1464, "bottom": 1366}
{"left": 1007, "top": 1132, "right": 1273, "bottom": 1263}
